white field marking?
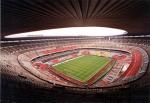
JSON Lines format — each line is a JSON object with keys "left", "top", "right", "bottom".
{"left": 52, "top": 55, "right": 84, "bottom": 66}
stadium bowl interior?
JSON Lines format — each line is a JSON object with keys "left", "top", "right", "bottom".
{"left": 1, "top": 0, "right": 150, "bottom": 103}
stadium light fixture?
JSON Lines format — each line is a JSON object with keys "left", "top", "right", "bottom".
{"left": 5, "top": 27, "right": 127, "bottom": 38}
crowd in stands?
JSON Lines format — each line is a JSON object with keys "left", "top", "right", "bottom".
{"left": 1, "top": 37, "right": 150, "bottom": 96}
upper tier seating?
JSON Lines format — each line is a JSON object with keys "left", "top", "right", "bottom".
{"left": 1, "top": 38, "right": 150, "bottom": 92}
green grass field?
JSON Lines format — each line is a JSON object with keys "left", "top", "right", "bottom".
{"left": 53, "top": 55, "right": 111, "bottom": 82}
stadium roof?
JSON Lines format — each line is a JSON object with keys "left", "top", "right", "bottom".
{"left": 1, "top": 0, "right": 150, "bottom": 39}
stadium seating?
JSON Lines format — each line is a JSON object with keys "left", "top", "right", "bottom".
{"left": 1, "top": 37, "right": 150, "bottom": 94}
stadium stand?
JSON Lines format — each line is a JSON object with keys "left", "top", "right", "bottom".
{"left": 1, "top": 0, "right": 150, "bottom": 102}
{"left": 1, "top": 37, "right": 150, "bottom": 103}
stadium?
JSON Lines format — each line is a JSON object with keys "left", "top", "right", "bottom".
{"left": 1, "top": 0, "right": 150, "bottom": 103}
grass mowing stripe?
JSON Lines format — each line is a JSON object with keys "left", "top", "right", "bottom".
{"left": 65, "top": 57, "right": 108, "bottom": 79}
{"left": 79, "top": 59, "right": 110, "bottom": 81}
{"left": 54, "top": 56, "right": 109, "bottom": 81}
{"left": 53, "top": 55, "right": 111, "bottom": 82}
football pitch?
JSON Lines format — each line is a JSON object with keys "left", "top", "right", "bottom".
{"left": 53, "top": 55, "right": 111, "bottom": 82}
